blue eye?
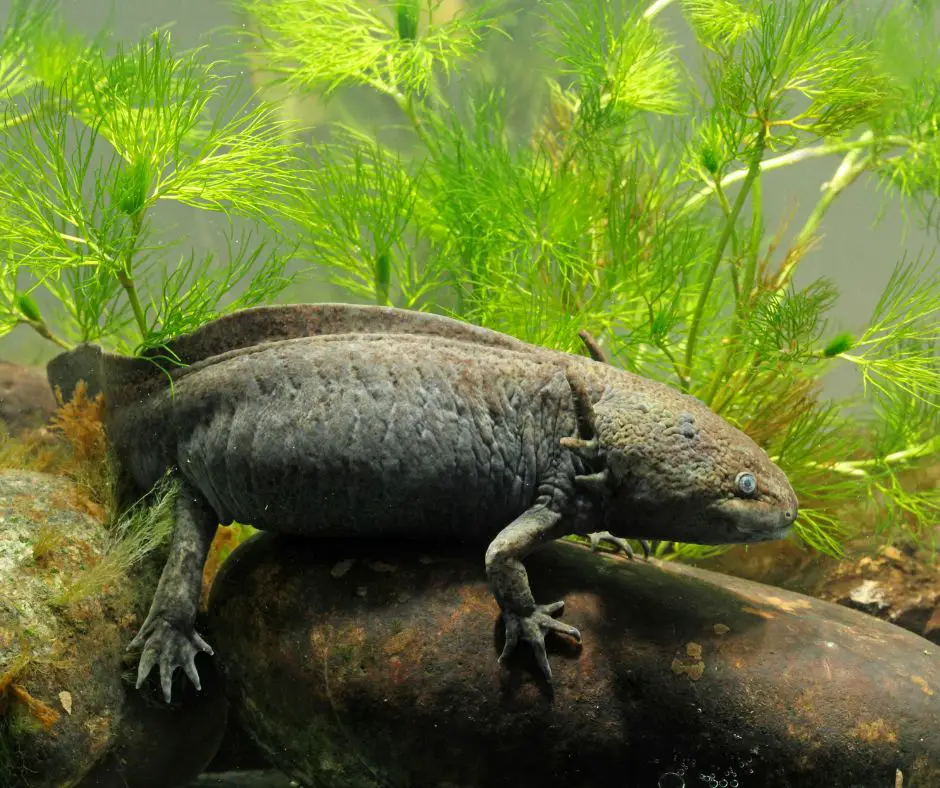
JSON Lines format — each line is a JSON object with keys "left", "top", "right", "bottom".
{"left": 736, "top": 472, "right": 757, "bottom": 496}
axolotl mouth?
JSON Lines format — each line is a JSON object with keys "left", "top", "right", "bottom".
{"left": 700, "top": 495, "right": 798, "bottom": 545}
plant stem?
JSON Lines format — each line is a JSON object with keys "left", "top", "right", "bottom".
{"left": 773, "top": 132, "right": 874, "bottom": 293}
{"left": 702, "top": 169, "right": 764, "bottom": 406}
{"left": 681, "top": 133, "right": 903, "bottom": 215}
{"left": 20, "top": 318, "right": 71, "bottom": 350}
{"left": 805, "top": 436, "right": 939, "bottom": 477}
{"left": 369, "top": 75, "right": 435, "bottom": 153}
{"left": 0, "top": 108, "right": 35, "bottom": 132}
{"left": 117, "top": 212, "right": 149, "bottom": 341}
{"left": 682, "top": 127, "right": 767, "bottom": 390}
{"left": 399, "top": 92, "right": 435, "bottom": 151}
{"left": 643, "top": 0, "right": 677, "bottom": 19}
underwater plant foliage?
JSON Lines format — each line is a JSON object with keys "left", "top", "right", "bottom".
{"left": 0, "top": 0, "right": 937, "bottom": 560}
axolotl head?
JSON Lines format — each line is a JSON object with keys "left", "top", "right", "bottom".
{"left": 570, "top": 383, "right": 798, "bottom": 545}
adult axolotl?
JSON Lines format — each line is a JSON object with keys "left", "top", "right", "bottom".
{"left": 77, "top": 304, "right": 798, "bottom": 702}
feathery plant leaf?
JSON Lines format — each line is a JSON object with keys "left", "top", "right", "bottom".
{"left": 835, "top": 256, "right": 940, "bottom": 404}
{"left": 292, "top": 127, "right": 447, "bottom": 309}
{"left": 0, "top": 21, "right": 307, "bottom": 348}
{"left": 140, "top": 233, "right": 298, "bottom": 353}
{"left": 544, "top": 0, "right": 685, "bottom": 116}
{"left": 81, "top": 32, "right": 302, "bottom": 223}
{"left": 684, "top": 0, "right": 893, "bottom": 142}
{"left": 237, "top": 0, "right": 499, "bottom": 100}
{"left": 868, "top": 2, "right": 940, "bottom": 229}
{"left": 0, "top": 0, "right": 57, "bottom": 102}
{"left": 540, "top": 0, "right": 684, "bottom": 160}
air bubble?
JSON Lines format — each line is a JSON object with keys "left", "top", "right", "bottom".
{"left": 657, "top": 772, "right": 685, "bottom": 788}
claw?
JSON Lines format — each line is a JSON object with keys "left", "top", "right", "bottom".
{"left": 589, "top": 531, "right": 651, "bottom": 560}
{"left": 560, "top": 436, "right": 600, "bottom": 461}
{"left": 564, "top": 369, "right": 599, "bottom": 442}
{"left": 183, "top": 656, "right": 202, "bottom": 692}
{"left": 192, "top": 631, "right": 215, "bottom": 655}
{"left": 129, "top": 617, "right": 213, "bottom": 702}
{"left": 136, "top": 647, "right": 159, "bottom": 689}
{"left": 498, "top": 600, "right": 581, "bottom": 681}
{"left": 578, "top": 329, "right": 609, "bottom": 364}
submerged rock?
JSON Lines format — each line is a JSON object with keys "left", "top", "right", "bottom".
{"left": 207, "top": 533, "right": 940, "bottom": 788}
{"left": 0, "top": 469, "right": 227, "bottom": 787}
{"left": 46, "top": 344, "right": 103, "bottom": 404}
{"left": 0, "top": 362, "right": 57, "bottom": 434}
{"left": 700, "top": 541, "right": 940, "bottom": 646}
{"left": 814, "top": 545, "right": 940, "bottom": 647}
{"left": 190, "top": 771, "right": 295, "bottom": 787}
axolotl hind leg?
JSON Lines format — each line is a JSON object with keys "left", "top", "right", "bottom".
{"left": 485, "top": 502, "right": 582, "bottom": 681}
{"left": 127, "top": 477, "right": 217, "bottom": 703}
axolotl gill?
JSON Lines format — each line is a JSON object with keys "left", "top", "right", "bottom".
{"left": 73, "top": 304, "right": 798, "bottom": 702}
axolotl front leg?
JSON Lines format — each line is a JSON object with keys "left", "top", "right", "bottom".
{"left": 485, "top": 500, "right": 582, "bottom": 680}
{"left": 128, "top": 478, "right": 217, "bottom": 702}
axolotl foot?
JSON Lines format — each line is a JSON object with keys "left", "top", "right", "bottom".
{"left": 588, "top": 531, "right": 652, "bottom": 560}
{"left": 127, "top": 618, "right": 214, "bottom": 703}
{"left": 497, "top": 600, "right": 582, "bottom": 681}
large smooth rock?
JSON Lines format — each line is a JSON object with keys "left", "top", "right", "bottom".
{"left": 0, "top": 470, "right": 227, "bottom": 787}
{"left": 206, "top": 533, "right": 940, "bottom": 788}
{"left": 695, "top": 539, "right": 940, "bottom": 645}
{"left": 0, "top": 361, "right": 57, "bottom": 434}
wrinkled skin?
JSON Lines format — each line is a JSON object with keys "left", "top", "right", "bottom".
{"left": 86, "top": 304, "right": 798, "bottom": 701}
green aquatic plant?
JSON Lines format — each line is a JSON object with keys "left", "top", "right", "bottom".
{"left": 1, "top": 0, "right": 937, "bottom": 558}
{"left": 237, "top": 0, "right": 939, "bottom": 557}
{"left": 0, "top": 0, "right": 305, "bottom": 354}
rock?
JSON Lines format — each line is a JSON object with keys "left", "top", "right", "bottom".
{"left": 809, "top": 545, "right": 940, "bottom": 646}
{"left": 696, "top": 540, "right": 940, "bottom": 647}
{"left": 46, "top": 344, "right": 103, "bottom": 404}
{"left": 0, "top": 361, "right": 57, "bottom": 434}
{"left": 206, "top": 534, "right": 940, "bottom": 788}
{"left": 847, "top": 579, "right": 890, "bottom": 613}
{"left": 0, "top": 469, "right": 227, "bottom": 787}
{"left": 190, "top": 771, "right": 296, "bottom": 787}
{"left": 201, "top": 702, "right": 272, "bottom": 773}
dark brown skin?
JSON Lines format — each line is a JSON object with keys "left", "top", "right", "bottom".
{"left": 81, "top": 305, "right": 798, "bottom": 702}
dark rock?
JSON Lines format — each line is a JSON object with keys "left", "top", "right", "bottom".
{"left": 0, "top": 470, "right": 228, "bottom": 787}
{"left": 46, "top": 344, "right": 103, "bottom": 404}
{"left": 190, "top": 770, "right": 295, "bottom": 787}
{"left": 76, "top": 633, "right": 228, "bottom": 788}
{"left": 206, "top": 533, "right": 940, "bottom": 788}
{"left": 0, "top": 361, "right": 57, "bottom": 434}
{"left": 203, "top": 705, "right": 273, "bottom": 773}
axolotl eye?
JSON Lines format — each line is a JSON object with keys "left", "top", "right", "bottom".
{"left": 735, "top": 471, "right": 758, "bottom": 497}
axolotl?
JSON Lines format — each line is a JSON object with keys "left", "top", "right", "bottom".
{"left": 77, "top": 304, "right": 798, "bottom": 702}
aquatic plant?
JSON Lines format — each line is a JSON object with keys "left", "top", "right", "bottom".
{"left": 0, "top": 0, "right": 305, "bottom": 355}
{"left": 0, "top": 0, "right": 937, "bottom": 558}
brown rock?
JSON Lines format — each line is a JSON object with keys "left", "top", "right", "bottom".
{"left": 0, "top": 361, "right": 56, "bottom": 434}
{"left": 0, "top": 470, "right": 227, "bottom": 788}
{"left": 206, "top": 534, "right": 940, "bottom": 788}
{"left": 698, "top": 540, "right": 940, "bottom": 646}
